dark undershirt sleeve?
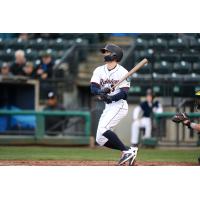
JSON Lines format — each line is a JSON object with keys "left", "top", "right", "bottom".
{"left": 111, "top": 87, "right": 129, "bottom": 101}
{"left": 90, "top": 82, "right": 101, "bottom": 95}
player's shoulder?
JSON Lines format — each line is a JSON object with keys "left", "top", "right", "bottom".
{"left": 118, "top": 64, "right": 128, "bottom": 73}
{"left": 93, "top": 65, "right": 106, "bottom": 73}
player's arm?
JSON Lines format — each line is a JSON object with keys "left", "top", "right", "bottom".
{"left": 90, "top": 82, "right": 111, "bottom": 95}
{"left": 90, "top": 68, "right": 111, "bottom": 96}
{"left": 99, "top": 87, "right": 129, "bottom": 104}
{"left": 183, "top": 120, "right": 200, "bottom": 132}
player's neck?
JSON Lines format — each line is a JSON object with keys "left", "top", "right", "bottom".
{"left": 106, "top": 62, "right": 118, "bottom": 71}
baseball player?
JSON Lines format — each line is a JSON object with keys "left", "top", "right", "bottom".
{"left": 90, "top": 43, "right": 138, "bottom": 165}
{"left": 131, "top": 89, "right": 163, "bottom": 146}
{"left": 172, "top": 112, "right": 200, "bottom": 164}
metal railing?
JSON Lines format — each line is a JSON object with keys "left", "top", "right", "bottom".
{"left": 154, "top": 112, "right": 200, "bottom": 146}
{"left": 0, "top": 110, "right": 91, "bottom": 145}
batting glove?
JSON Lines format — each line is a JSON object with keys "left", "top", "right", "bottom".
{"left": 100, "top": 94, "right": 112, "bottom": 104}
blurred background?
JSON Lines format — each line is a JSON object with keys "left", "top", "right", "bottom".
{"left": 0, "top": 33, "right": 200, "bottom": 147}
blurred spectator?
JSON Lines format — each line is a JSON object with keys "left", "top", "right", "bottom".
{"left": 131, "top": 89, "right": 163, "bottom": 146}
{"left": 35, "top": 51, "right": 54, "bottom": 80}
{"left": 10, "top": 50, "right": 26, "bottom": 75}
{"left": 43, "top": 91, "right": 67, "bottom": 134}
{"left": 22, "top": 62, "right": 35, "bottom": 78}
{"left": 18, "top": 33, "right": 29, "bottom": 41}
{"left": 0, "top": 62, "right": 13, "bottom": 79}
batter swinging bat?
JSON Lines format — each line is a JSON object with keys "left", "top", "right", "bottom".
{"left": 112, "top": 58, "right": 148, "bottom": 89}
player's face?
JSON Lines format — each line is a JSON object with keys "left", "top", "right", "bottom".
{"left": 47, "top": 98, "right": 57, "bottom": 106}
{"left": 146, "top": 94, "right": 153, "bottom": 102}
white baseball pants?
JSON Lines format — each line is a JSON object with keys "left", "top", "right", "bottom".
{"left": 96, "top": 99, "right": 128, "bottom": 146}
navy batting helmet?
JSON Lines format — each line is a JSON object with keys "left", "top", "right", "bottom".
{"left": 100, "top": 43, "right": 123, "bottom": 62}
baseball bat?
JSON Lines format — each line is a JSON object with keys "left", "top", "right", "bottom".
{"left": 112, "top": 58, "right": 148, "bottom": 89}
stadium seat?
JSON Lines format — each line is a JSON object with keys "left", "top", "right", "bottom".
{"left": 27, "top": 39, "right": 48, "bottom": 50}
{"left": 128, "top": 85, "right": 149, "bottom": 96}
{"left": 137, "top": 33, "right": 155, "bottom": 40}
{"left": 154, "top": 61, "right": 172, "bottom": 74}
{"left": 148, "top": 38, "right": 167, "bottom": 51}
{"left": 0, "top": 38, "right": 6, "bottom": 50}
{"left": 5, "top": 39, "right": 27, "bottom": 50}
{"left": 193, "top": 62, "right": 200, "bottom": 74}
{"left": 136, "top": 62, "right": 152, "bottom": 74}
{"left": 173, "top": 85, "right": 194, "bottom": 97}
{"left": 157, "top": 49, "right": 180, "bottom": 62}
{"left": 184, "top": 73, "right": 200, "bottom": 81}
{"left": 173, "top": 61, "right": 192, "bottom": 74}
{"left": 134, "top": 38, "right": 147, "bottom": 50}
{"left": 189, "top": 38, "right": 200, "bottom": 51}
{"left": 154, "top": 33, "right": 177, "bottom": 40}
{"left": 181, "top": 51, "right": 199, "bottom": 62}
{"left": 134, "top": 49, "right": 155, "bottom": 63}
{"left": 0, "top": 49, "right": 14, "bottom": 62}
{"left": 25, "top": 49, "right": 38, "bottom": 61}
{"left": 48, "top": 39, "right": 66, "bottom": 50}
{"left": 168, "top": 38, "right": 189, "bottom": 51}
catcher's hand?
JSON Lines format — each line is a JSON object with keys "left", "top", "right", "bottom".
{"left": 171, "top": 112, "right": 190, "bottom": 124}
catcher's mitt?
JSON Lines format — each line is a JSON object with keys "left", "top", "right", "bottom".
{"left": 171, "top": 112, "right": 189, "bottom": 123}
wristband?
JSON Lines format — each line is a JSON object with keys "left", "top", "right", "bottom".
{"left": 190, "top": 122, "right": 196, "bottom": 129}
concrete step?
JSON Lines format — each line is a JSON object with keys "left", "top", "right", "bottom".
{"left": 107, "top": 36, "right": 134, "bottom": 45}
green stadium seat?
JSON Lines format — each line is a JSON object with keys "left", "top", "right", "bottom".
{"left": 148, "top": 38, "right": 167, "bottom": 51}
{"left": 0, "top": 49, "right": 14, "bottom": 62}
{"left": 189, "top": 38, "right": 200, "bottom": 51}
{"left": 193, "top": 62, "right": 200, "bottom": 74}
{"left": 181, "top": 50, "right": 199, "bottom": 62}
{"left": 137, "top": 33, "right": 155, "bottom": 40}
{"left": 173, "top": 61, "right": 192, "bottom": 74}
{"left": 134, "top": 38, "right": 147, "bottom": 50}
{"left": 48, "top": 39, "right": 66, "bottom": 50}
{"left": 168, "top": 38, "right": 189, "bottom": 51}
{"left": 173, "top": 85, "right": 194, "bottom": 97}
{"left": 157, "top": 49, "right": 180, "bottom": 62}
{"left": 25, "top": 49, "right": 38, "bottom": 61}
{"left": 6, "top": 39, "right": 27, "bottom": 50}
{"left": 27, "top": 39, "right": 48, "bottom": 50}
{"left": 136, "top": 60, "right": 152, "bottom": 74}
{"left": 154, "top": 33, "right": 177, "bottom": 40}
{"left": 128, "top": 85, "right": 148, "bottom": 96}
{"left": 135, "top": 49, "right": 155, "bottom": 63}
{"left": 154, "top": 61, "right": 172, "bottom": 74}
{"left": 0, "top": 38, "right": 6, "bottom": 50}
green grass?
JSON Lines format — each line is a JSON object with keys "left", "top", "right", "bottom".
{"left": 0, "top": 146, "right": 199, "bottom": 163}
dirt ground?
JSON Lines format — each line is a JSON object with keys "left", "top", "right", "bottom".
{"left": 0, "top": 160, "right": 198, "bottom": 166}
